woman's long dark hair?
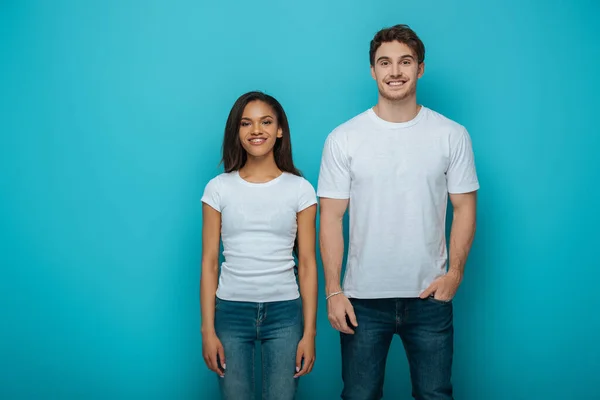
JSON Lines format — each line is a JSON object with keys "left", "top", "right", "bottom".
{"left": 220, "top": 91, "right": 303, "bottom": 269}
{"left": 221, "top": 91, "right": 302, "bottom": 177}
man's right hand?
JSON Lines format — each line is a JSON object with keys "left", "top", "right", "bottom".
{"left": 327, "top": 294, "right": 358, "bottom": 334}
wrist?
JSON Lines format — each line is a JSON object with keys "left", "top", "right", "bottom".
{"left": 326, "top": 290, "right": 344, "bottom": 301}
{"left": 201, "top": 326, "right": 216, "bottom": 336}
{"left": 302, "top": 329, "right": 317, "bottom": 338}
{"left": 447, "top": 267, "right": 464, "bottom": 281}
{"left": 326, "top": 286, "right": 342, "bottom": 296}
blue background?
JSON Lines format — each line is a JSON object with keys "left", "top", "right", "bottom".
{"left": 1, "top": 0, "right": 599, "bottom": 399}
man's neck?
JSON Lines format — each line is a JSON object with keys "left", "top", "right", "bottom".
{"left": 373, "top": 96, "right": 421, "bottom": 123}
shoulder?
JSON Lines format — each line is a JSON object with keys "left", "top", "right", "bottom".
{"left": 208, "top": 172, "right": 237, "bottom": 185}
{"left": 281, "top": 174, "right": 317, "bottom": 199}
{"left": 326, "top": 110, "right": 372, "bottom": 143}
{"left": 281, "top": 174, "right": 317, "bottom": 211}
{"left": 282, "top": 173, "right": 315, "bottom": 189}
{"left": 202, "top": 173, "right": 235, "bottom": 211}
{"left": 422, "top": 107, "right": 468, "bottom": 138}
{"left": 203, "top": 172, "right": 239, "bottom": 195}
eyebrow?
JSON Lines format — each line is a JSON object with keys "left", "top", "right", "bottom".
{"left": 376, "top": 54, "right": 415, "bottom": 62}
{"left": 241, "top": 115, "right": 274, "bottom": 120}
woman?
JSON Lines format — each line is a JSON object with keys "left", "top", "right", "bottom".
{"left": 200, "top": 91, "right": 318, "bottom": 399}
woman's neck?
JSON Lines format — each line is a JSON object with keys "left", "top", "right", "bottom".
{"left": 239, "top": 154, "right": 282, "bottom": 183}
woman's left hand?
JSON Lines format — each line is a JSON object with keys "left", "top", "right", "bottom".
{"left": 294, "top": 335, "right": 316, "bottom": 378}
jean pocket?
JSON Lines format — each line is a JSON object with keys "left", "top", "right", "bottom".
{"left": 426, "top": 295, "right": 452, "bottom": 305}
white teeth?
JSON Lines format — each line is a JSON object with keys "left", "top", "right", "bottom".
{"left": 250, "top": 138, "right": 265, "bottom": 143}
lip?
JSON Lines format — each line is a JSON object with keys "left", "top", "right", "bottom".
{"left": 248, "top": 137, "right": 267, "bottom": 145}
{"left": 386, "top": 80, "right": 407, "bottom": 88}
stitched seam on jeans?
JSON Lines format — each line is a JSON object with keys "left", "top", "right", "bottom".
{"left": 253, "top": 341, "right": 256, "bottom": 396}
{"left": 261, "top": 343, "right": 265, "bottom": 398}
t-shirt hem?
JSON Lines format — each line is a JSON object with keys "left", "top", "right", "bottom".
{"left": 298, "top": 199, "right": 317, "bottom": 212}
{"left": 316, "top": 191, "right": 350, "bottom": 199}
{"left": 216, "top": 292, "right": 300, "bottom": 303}
{"left": 200, "top": 197, "right": 220, "bottom": 212}
{"left": 344, "top": 289, "right": 425, "bottom": 299}
{"left": 448, "top": 182, "right": 480, "bottom": 194}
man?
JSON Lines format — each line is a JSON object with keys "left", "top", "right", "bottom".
{"left": 317, "top": 24, "right": 479, "bottom": 400}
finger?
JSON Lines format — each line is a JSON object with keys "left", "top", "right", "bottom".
{"left": 304, "top": 358, "right": 315, "bottom": 374}
{"left": 336, "top": 315, "right": 354, "bottom": 334}
{"left": 294, "top": 359, "right": 310, "bottom": 378}
{"left": 304, "top": 357, "right": 315, "bottom": 375}
{"left": 329, "top": 316, "right": 342, "bottom": 332}
{"left": 419, "top": 283, "right": 437, "bottom": 299}
{"left": 433, "top": 288, "right": 445, "bottom": 299}
{"left": 434, "top": 290, "right": 452, "bottom": 302}
{"left": 295, "top": 350, "right": 303, "bottom": 373}
{"left": 218, "top": 346, "right": 226, "bottom": 371}
{"left": 294, "top": 366, "right": 307, "bottom": 377}
{"left": 208, "top": 354, "right": 220, "bottom": 374}
{"left": 346, "top": 306, "right": 358, "bottom": 328}
{"left": 212, "top": 352, "right": 225, "bottom": 377}
{"left": 328, "top": 316, "right": 337, "bottom": 330}
{"left": 298, "top": 357, "right": 315, "bottom": 376}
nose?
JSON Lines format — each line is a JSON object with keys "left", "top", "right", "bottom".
{"left": 391, "top": 63, "right": 401, "bottom": 77}
{"left": 250, "top": 122, "right": 261, "bottom": 135}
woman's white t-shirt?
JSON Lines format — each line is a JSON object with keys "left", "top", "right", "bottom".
{"left": 201, "top": 171, "right": 317, "bottom": 302}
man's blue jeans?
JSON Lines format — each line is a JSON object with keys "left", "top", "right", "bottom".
{"left": 214, "top": 297, "right": 303, "bottom": 400}
{"left": 340, "top": 297, "right": 454, "bottom": 400}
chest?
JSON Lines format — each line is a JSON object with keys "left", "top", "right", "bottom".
{"left": 220, "top": 189, "right": 298, "bottom": 237}
{"left": 349, "top": 134, "right": 449, "bottom": 186}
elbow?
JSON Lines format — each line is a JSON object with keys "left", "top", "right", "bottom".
{"left": 319, "top": 214, "right": 344, "bottom": 237}
{"left": 201, "top": 256, "right": 219, "bottom": 274}
{"left": 320, "top": 210, "right": 344, "bottom": 225}
{"left": 297, "top": 255, "right": 317, "bottom": 274}
{"left": 452, "top": 207, "right": 477, "bottom": 232}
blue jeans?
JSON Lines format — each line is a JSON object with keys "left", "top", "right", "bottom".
{"left": 340, "top": 297, "right": 454, "bottom": 400}
{"left": 214, "top": 297, "right": 303, "bottom": 400}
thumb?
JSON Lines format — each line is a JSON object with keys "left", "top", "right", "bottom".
{"left": 420, "top": 283, "right": 436, "bottom": 299}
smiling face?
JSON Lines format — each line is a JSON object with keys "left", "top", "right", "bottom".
{"left": 370, "top": 41, "right": 424, "bottom": 102}
{"left": 238, "top": 100, "right": 283, "bottom": 160}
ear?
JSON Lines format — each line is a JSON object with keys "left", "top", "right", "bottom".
{"left": 277, "top": 127, "right": 283, "bottom": 138}
{"left": 370, "top": 65, "right": 376, "bottom": 80}
{"left": 417, "top": 62, "right": 425, "bottom": 79}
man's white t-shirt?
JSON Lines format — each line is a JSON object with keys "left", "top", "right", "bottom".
{"left": 317, "top": 106, "right": 479, "bottom": 299}
{"left": 202, "top": 171, "right": 317, "bottom": 302}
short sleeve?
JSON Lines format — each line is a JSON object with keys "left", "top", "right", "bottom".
{"left": 447, "top": 128, "right": 480, "bottom": 194}
{"left": 201, "top": 176, "right": 222, "bottom": 212}
{"left": 297, "top": 179, "right": 317, "bottom": 212}
{"left": 317, "top": 134, "right": 351, "bottom": 199}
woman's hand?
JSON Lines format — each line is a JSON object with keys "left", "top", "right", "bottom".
{"left": 202, "top": 331, "right": 225, "bottom": 378}
{"left": 294, "top": 335, "right": 316, "bottom": 378}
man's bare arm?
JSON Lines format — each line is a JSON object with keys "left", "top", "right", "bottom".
{"left": 319, "top": 198, "right": 348, "bottom": 294}
{"left": 448, "top": 191, "right": 477, "bottom": 278}
{"left": 420, "top": 191, "right": 477, "bottom": 300}
{"left": 319, "top": 197, "right": 357, "bottom": 333}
